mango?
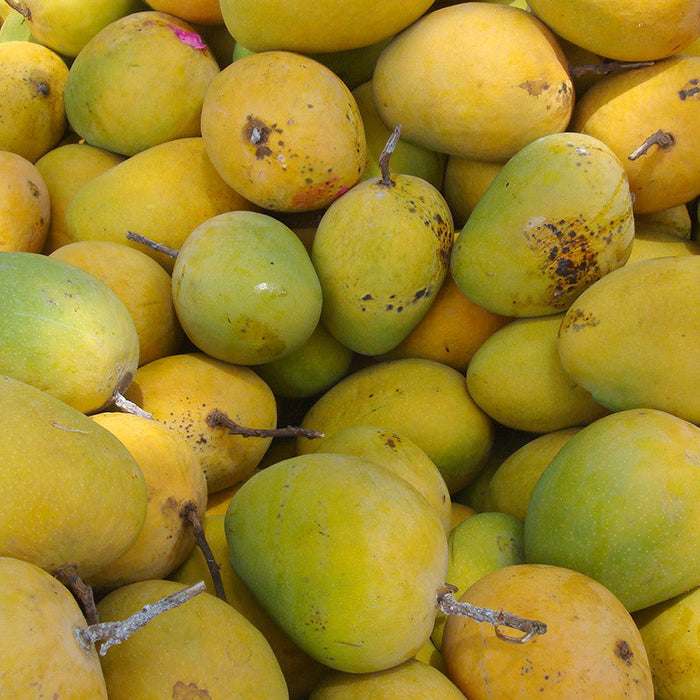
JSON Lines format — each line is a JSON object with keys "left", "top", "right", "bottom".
{"left": 65, "top": 136, "right": 254, "bottom": 272}
{"left": 0, "top": 374, "right": 147, "bottom": 578}
{"left": 524, "top": 409, "right": 700, "bottom": 612}
{"left": 372, "top": 3, "right": 573, "bottom": 161}
{"left": 172, "top": 210, "right": 322, "bottom": 365}
{"left": 218, "top": 0, "right": 433, "bottom": 53}
{"left": 124, "top": 352, "right": 277, "bottom": 493}
{"left": 572, "top": 56, "right": 700, "bottom": 213}
{"left": 557, "top": 255, "right": 700, "bottom": 424}
{"left": 0, "top": 556, "right": 108, "bottom": 698}
{"left": 225, "top": 452, "right": 449, "bottom": 673}
{"left": 0, "top": 251, "right": 139, "bottom": 413}
{"left": 442, "top": 564, "right": 654, "bottom": 699}
{"left": 526, "top": 0, "right": 700, "bottom": 61}
{"left": 0, "top": 7, "right": 38, "bottom": 42}
{"left": 146, "top": 0, "right": 224, "bottom": 25}
{"left": 442, "top": 156, "right": 503, "bottom": 230}
{"left": 0, "top": 40, "right": 68, "bottom": 162}
{"left": 201, "top": 50, "right": 366, "bottom": 212}
{"left": 298, "top": 358, "right": 494, "bottom": 494}
{"left": 96, "top": 579, "right": 288, "bottom": 699}
{"left": 309, "top": 659, "right": 467, "bottom": 699}
{"left": 450, "top": 132, "right": 635, "bottom": 317}
{"left": 466, "top": 313, "right": 608, "bottom": 433}
{"left": 34, "top": 142, "right": 124, "bottom": 253}
{"left": 64, "top": 11, "right": 220, "bottom": 155}
{"left": 171, "top": 514, "right": 327, "bottom": 700}
{"left": 311, "top": 165, "right": 454, "bottom": 355}
{"left": 0, "top": 151, "right": 50, "bottom": 252}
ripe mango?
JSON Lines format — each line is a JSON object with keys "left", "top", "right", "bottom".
{"left": 372, "top": 3, "right": 573, "bottom": 161}
{"left": 0, "top": 375, "right": 147, "bottom": 578}
{"left": 0, "top": 556, "right": 108, "bottom": 698}
{"left": 524, "top": 409, "right": 700, "bottom": 612}
{"left": 225, "top": 452, "right": 449, "bottom": 673}
{"left": 450, "top": 132, "right": 634, "bottom": 317}
{"left": 558, "top": 255, "right": 700, "bottom": 424}
{"left": 0, "top": 251, "right": 139, "bottom": 413}
{"left": 64, "top": 11, "right": 220, "bottom": 155}
{"left": 298, "top": 358, "right": 494, "bottom": 494}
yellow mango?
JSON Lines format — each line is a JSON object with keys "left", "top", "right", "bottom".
{"left": 558, "top": 256, "right": 700, "bottom": 424}
{"left": 218, "top": 0, "right": 433, "bottom": 53}
{"left": 442, "top": 564, "right": 654, "bottom": 698}
{"left": 372, "top": 3, "right": 573, "bottom": 161}
{"left": 201, "top": 50, "right": 366, "bottom": 212}
{"left": 466, "top": 313, "right": 609, "bottom": 433}
{"left": 0, "top": 556, "right": 108, "bottom": 698}
{"left": 65, "top": 137, "right": 254, "bottom": 272}
{"left": 298, "top": 358, "right": 494, "bottom": 494}
{"left": 442, "top": 156, "right": 503, "bottom": 229}
{"left": 124, "top": 352, "right": 277, "bottom": 493}
{"left": 0, "top": 40, "right": 68, "bottom": 162}
{"left": 146, "top": 0, "right": 224, "bottom": 25}
{"left": 527, "top": 0, "right": 700, "bottom": 61}
{"left": 35, "top": 143, "right": 124, "bottom": 253}
{"left": 0, "top": 151, "right": 50, "bottom": 252}
{"left": 572, "top": 56, "right": 700, "bottom": 213}
{"left": 86, "top": 412, "right": 207, "bottom": 593}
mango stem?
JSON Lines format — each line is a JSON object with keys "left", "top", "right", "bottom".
{"left": 54, "top": 563, "right": 99, "bottom": 626}
{"left": 3, "top": 0, "right": 30, "bottom": 19}
{"left": 378, "top": 124, "right": 402, "bottom": 187}
{"left": 126, "top": 230, "right": 179, "bottom": 258}
{"left": 206, "top": 408, "right": 324, "bottom": 440}
{"left": 628, "top": 129, "right": 675, "bottom": 160}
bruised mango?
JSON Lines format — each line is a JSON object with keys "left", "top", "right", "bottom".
{"left": 64, "top": 11, "right": 220, "bottom": 156}
{"left": 201, "top": 50, "right": 366, "bottom": 212}
{"left": 558, "top": 255, "right": 700, "bottom": 424}
{"left": 450, "top": 132, "right": 634, "bottom": 317}
{"left": 225, "top": 452, "right": 449, "bottom": 673}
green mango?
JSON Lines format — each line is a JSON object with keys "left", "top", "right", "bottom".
{"left": 298, "top": 358, "right": 494, "bottom": 494}
{"left": 0, "top": 251, "right": 139, "bottom": 413}
{"left": 450, "top": 132, "right": 634, "bottom": 317}
{"left": 0, "top": 8, "right": 38, "bottom": 43}
{"left": 311, "top": 168, "right": 454, "bottom": 355}
{"left": 524, "top": 408, "right": 700, "bottom": 612}
{"left": 558, "top": 255, "right": 700, "bottom": 425}
{"left": 224, "top": 452, "right": 449, "bottom": 673}
{"left": 0, "top": 374, "right": 147, "bottom": 578}
{"left": 64, "top": 11, "right": 220, "bottom": 155}
{"left": 171, "top": 211, "right": 323, "bottom": 365}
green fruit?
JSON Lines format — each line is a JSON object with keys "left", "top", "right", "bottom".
{"left": 64, "top": 11, "right": 220, "bottom": 156}
{"left": 298, "top": 358, "right": 494, "bottom": 494}
{"left": 171, "top": 211, "right": 322, "bottom": 365}
{"left": 558, "top": 255, "right": 700, "bottom": 424}
{"left": 224, "top": 452, "right": 449, "bottom": 673}
{"left": 524, "top": 408, "right": 700, "bottom": 612}
{"left": 0, "top": 374, "right": 147, "bottom": 578}
{"left": 311, "top": 168, "right": 454, "bottom": 355}
{"left": 0, "top": 251, "right": 139, "bottom": 413}
{"left": 450, "top": 132, "right": 634, "bottom": 317}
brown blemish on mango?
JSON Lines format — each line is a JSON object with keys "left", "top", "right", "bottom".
{"left": 243, "top": 116, "right": 282, "bottom": 160}
{"left": 172, "top": 680, "right": 211, "bottom": 699}
{"left": 559, "top": 308, "right": 600, "bottom": 334}
{"left": 519, "top": 78, "right": 550, "bottom": 96}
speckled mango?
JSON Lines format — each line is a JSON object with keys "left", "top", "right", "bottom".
{"left": 450, "top": 132, "right": 635, "bottom": 317}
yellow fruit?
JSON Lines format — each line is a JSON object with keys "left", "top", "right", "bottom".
{"left": 0, "top": 40, "right": 68, "bottom": 162}
{"left": 87, "top": 412, "right": 207, "bottom": 592}
{"left": 372, "top": 3, "right": 573, "bottom": 161}
{"left": 0, "top": 556, "right": 108, "bottom": 698}
{"left": 442, "top": 156, "right": 503, "bottom": 229}
{"left": 442, "top": 564, "right": 654, "bottom": 699}
{"left": 0, "top": 151, "right": 50, "bottom": 252}
{"left": 145, "top": 0, "right": 224, "bottom": 25}
{"left": 201, "top": 50, "right": 366, "bottom": 212}
{"left": 50, "top": 240, "right": 184, "bottom": 366}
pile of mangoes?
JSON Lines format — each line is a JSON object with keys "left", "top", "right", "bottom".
{"left": 1, "top": 0, "right": 699, "bottom": 697}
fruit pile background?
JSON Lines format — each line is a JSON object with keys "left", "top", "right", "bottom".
{"left": 1, "top": 0, "right": 699, "bottom": 698}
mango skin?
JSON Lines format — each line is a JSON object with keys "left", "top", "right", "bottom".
{"left": 311, "top": 173, "right": 454, "bottom": 355}
{"left": 298, "top": 358, "right": 494, "bottom": 494}
{"left": 524, "top": 409, "right": 700, "bottom": 612}
{"left": 201, "top": 50, "right": 366, "bottom": 212}
{"left": 0, "top": 556, "right": 108, "bottom": 698}
{"left": 0, "top": 375, "right": 147, "bottom": 578}
{"left": 0, "top": 251, "right": 139, "bottom": 414}
{"left": 64, "top": 12, "right": 220, "bottom": 156}
{"left": 372, "top": 4, "right": 573, "bottom": 161}
{"left": 451, "top": 132, "right": 634, "bottom": 317}
{"left": 558, "top": 255, "right": 700, "bottom": 424}
{"left": 225, "top": 453, "right": 449, "bottom": 673}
